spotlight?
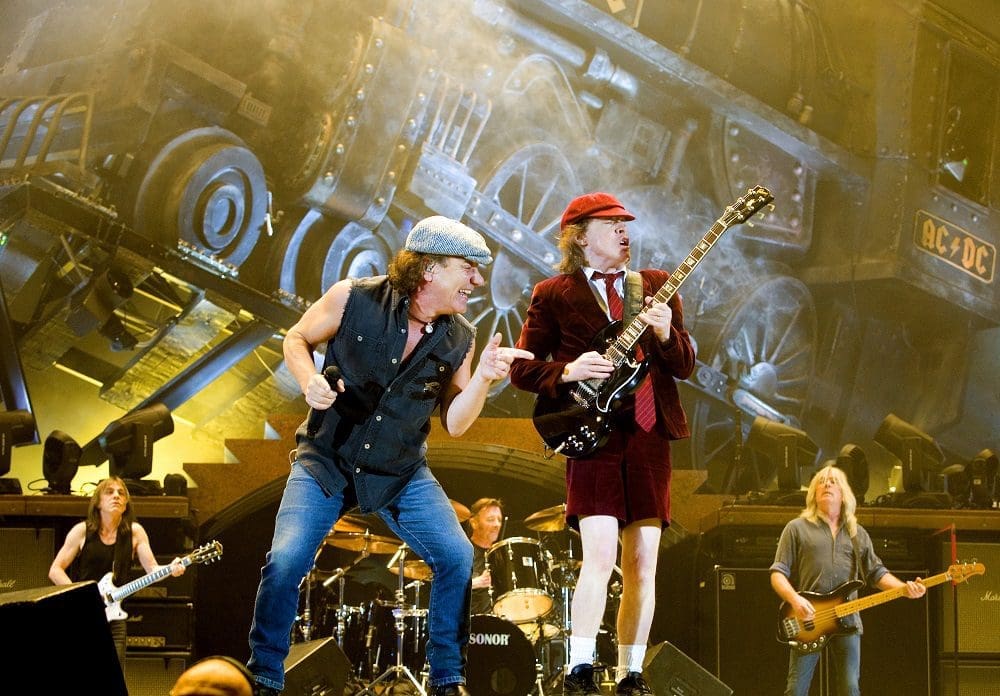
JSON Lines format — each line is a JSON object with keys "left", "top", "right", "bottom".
{"left": 967, "top": 449, "right": 998, "bottom": 509}
{"left": 97, "top": 403, "right": 174, "bottom": 493}
{"left": 98, "top": 315, "right": 138, "bottom": 351}
{"left": 0, "top": 409, "right": 37, "bottom": 494}
{"left": 744, "top": 416, "right": 819, "bottom": 505}
{"left": 42, "top": 430, "right": 81, "bottom": 494}
{"left": 66, "top": 268, "right": 134, "bottom": 337}
{"left": 872, "top": 413, "right": 944, "bottom": 493}
{"left": 835, "top": 444, "right": 870, "bottom": 504}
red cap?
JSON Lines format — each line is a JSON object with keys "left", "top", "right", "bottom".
{"left": 560, "top": 192, "right": 635, "bottom": 229}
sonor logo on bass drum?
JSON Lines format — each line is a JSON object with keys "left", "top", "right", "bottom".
{"left": 469, "top": 632, "right": 512, "bottom": 646}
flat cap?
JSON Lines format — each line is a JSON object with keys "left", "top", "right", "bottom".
{"left": 404, "top": 216, "right": 493, "bottom": 265}
{"left": 560, "top": 192, "right": 635, "bottom": 229}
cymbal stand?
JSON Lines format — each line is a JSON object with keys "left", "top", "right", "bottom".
{"left": 358, "top": 543, "right": 426, "bottom": 696}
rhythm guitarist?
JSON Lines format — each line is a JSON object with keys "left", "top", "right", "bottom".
{"left": 49, "top": 476, "right": 186, "bottom": 673}
{"left": 510, "top": 192, "right": 695, "bottom": 696}
{"left": 770, "top": 465, "right": 926, "bottom": 696}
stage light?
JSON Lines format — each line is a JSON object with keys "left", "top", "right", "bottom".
{"left": 745, "top": 416, "right": 820, "bottom": 494}
{"left": 872, "top": 413, "right": 944, "bottom": 493}
{"left": 0, "top": 409, "right": 36, "bottom": 494}
{"left": 835, "top": 444, "right": 870, "bottom": 504}
{"left": 967, "top": 448, "right": 997, "bottom": 509}
{"left": 66, "top": 268, "right": 134, "bottom": 339}
{"left": 97, "top": 403, "right": 174, "bottom": 491}
{"left": 42, "top": 430, "right": 81, "bottom": 494}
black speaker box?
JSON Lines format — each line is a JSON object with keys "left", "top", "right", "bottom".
{"left": 643, "top": 641, "right": 732, "bottom": 695}
{"left": 0, "top": 527, "right": 55, "bottom": 590}
{"left": 284, "top": 637, "right": 351, "bottom": 696}
{"left": 0, "top": 581, "right": 127, "bottom": 695}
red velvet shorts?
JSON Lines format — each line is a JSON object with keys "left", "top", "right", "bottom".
{"left": 564, "top": 425, "right": 672, "bottom": 529}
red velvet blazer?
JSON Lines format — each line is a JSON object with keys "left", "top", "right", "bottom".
{"left": 509, "top": 267, "right": 696, "bottom": 440}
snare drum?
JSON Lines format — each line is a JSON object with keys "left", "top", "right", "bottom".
{"left": 487, "top": 537, "right": 554, "bottom": 623}
{"left": 467, "top": 614, "right": 538, "bottom": 696}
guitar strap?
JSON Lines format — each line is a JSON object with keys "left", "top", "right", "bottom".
{"left": 624, "top": 270, "right": 643, "bottom": 325}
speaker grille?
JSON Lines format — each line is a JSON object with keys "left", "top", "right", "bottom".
{"left": 0, "top": 527, "right": 55, "bottom": 592}
{"left": 940, "top": 542, "right": 1000, "bottom": 655}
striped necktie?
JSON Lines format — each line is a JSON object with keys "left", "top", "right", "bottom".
{"left": 592, "top": 271, "right": 656, "bottom": 431}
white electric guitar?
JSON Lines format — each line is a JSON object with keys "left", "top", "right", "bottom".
{"left": 97, "top": 540, "right": 223, "bottom": 621}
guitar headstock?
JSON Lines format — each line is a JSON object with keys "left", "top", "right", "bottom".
{"left": 188, "top": 540, "right": 224, "bottom": 566}
{"left": 720, "top": 185, "right": 774, "bottom": 228}
{"left": 947, "top": 561, "right": 985, "bottom": 584}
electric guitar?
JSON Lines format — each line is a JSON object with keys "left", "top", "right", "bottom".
{"left": 776, "top": 561, "right": 985, "bottom": 653}
{"left": 98, "top": 540, "right": 223, "bottom": 621}
{"left": 531, "top": 185, "right": 774, "bottom": 458}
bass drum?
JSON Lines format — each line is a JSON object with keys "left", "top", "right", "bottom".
{"left": 467, "top": 614, "right": 538, "bottom": 696}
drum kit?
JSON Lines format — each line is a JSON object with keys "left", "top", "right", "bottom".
{"left": 295, "top": 501, "right": 614, "bottom": 696}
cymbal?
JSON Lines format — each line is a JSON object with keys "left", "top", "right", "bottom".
{"left": 324, "top": 531, "right": 400, "bottom": 554}
{"left": 451, "top": 499, "right": 471, "bottom": 522}
{"left": 389, "top": 559, "right": 433, "bottom": 581}
{"left": 332, "top": 515, "right": 368, "bottom": 533}
{"left": 524, "top": 503, "right": 567, "bottom": 532}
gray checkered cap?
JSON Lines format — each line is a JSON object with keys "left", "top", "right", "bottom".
{"left": 404, "top": 216, "right": 493, "bottom": 266}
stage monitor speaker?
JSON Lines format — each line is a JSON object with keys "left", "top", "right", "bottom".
{"left": 941, "top": 542, "right": 1000, "bottom": 655}
{"left": 284, "top": 637, "right": 351, "bottom": 696}
{"left": 643, "top": 640, "right": 732, "bottom": 695}
{"left": 0, "top": 581, "right": 127, "bottom": 695}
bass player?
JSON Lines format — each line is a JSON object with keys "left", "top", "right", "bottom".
{"left": 770, "top": 464, "right": 926, "bottom": 695}
{"left": 509, "top": 192, "right": 695, "bottom": 695}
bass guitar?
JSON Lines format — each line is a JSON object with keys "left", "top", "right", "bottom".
{"left": 532, "top": 185, "right": 773, "bottom": 457}
{"left": 98, "top": 540, "right": 223, "bottom": 622}
{"left": 777, "top": 561, "right": 985, "bottom": 653}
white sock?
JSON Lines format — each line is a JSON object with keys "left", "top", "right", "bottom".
{"left": 616, "top": 644, "right": 647, "bottom": 681}
{"left": 567, "top": 636, "right": 597, "bottom": 671}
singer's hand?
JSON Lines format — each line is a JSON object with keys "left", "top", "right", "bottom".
{"left": 305, "top": 370, "right": 343, "bottom": 409}
{"left": 476, "top": 333, "right": 534, "bottom": 382}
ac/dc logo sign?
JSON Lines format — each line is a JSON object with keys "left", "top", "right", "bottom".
{"left": 914, "top": 210, "right": 996, "bottom": 283}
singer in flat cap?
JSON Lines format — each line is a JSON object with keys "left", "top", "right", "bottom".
{"left": 510, "top": 193, "right": 695, "bottom": 696}
{"left": 247, "top": 215, "right": 532, "bottom": 696}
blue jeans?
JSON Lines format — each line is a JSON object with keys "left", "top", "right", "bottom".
{"left": 785, "top": 632, "right": 861, "bottom": 696}
{"left": 248, "top": 462, "right": 472, "bottom": 690}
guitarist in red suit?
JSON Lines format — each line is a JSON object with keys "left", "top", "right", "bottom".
{"left": 509, "top": 192, "right": 696, "bottom": 696}
{"left": 770, "top": 465, "right": 926, "bottom": 696}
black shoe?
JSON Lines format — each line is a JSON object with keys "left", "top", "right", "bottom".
{"left": 563, "top": 663, "right": 601, "bottom": 695}
{"left": 253, "top": 684, "right": 281, "bottom": 696}
{"left": 615, "top": 671, "right": 654, "bottom": 695}
{"left": 430, "top": 685, "right": 471, "bottom": 696}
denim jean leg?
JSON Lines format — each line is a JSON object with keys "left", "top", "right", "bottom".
{"left": 786, "top": 648, "right": 821, "bottom": 696}
{"left": 828, "top": 633, "right": 861, "bottom": 696}
{"left": 248, "top": 463, "right": 344, "bottom": 690}
{"left": 380, "top": 470, "right": 473, "bottom": 687}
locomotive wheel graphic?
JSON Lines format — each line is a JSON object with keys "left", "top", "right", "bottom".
{"left": 688, "top": 274, "right": 817, "bottom": 487}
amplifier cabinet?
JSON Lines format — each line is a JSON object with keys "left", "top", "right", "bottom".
{"left": 124, "top": 599, "right": 194, "bottom": 652}
{"left": 124, "top": 654, "right": 188, "bottom": 696}
{"left": 940, "top": 542, "right": 1000, "bottom": 655}
{"left": 0, "top": 527, "right": 55, "bottom": 592}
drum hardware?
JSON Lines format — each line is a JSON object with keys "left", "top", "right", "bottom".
{"left": 358, "top": 543, "right": 428, "bottom": 695}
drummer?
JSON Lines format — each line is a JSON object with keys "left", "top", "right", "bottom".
{"left": 467, "top": 498, "right": 505, "bottom": 615}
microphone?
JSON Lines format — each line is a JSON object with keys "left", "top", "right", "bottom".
{"left": 306, "top": 366, "right": 341, "bottom": 438}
